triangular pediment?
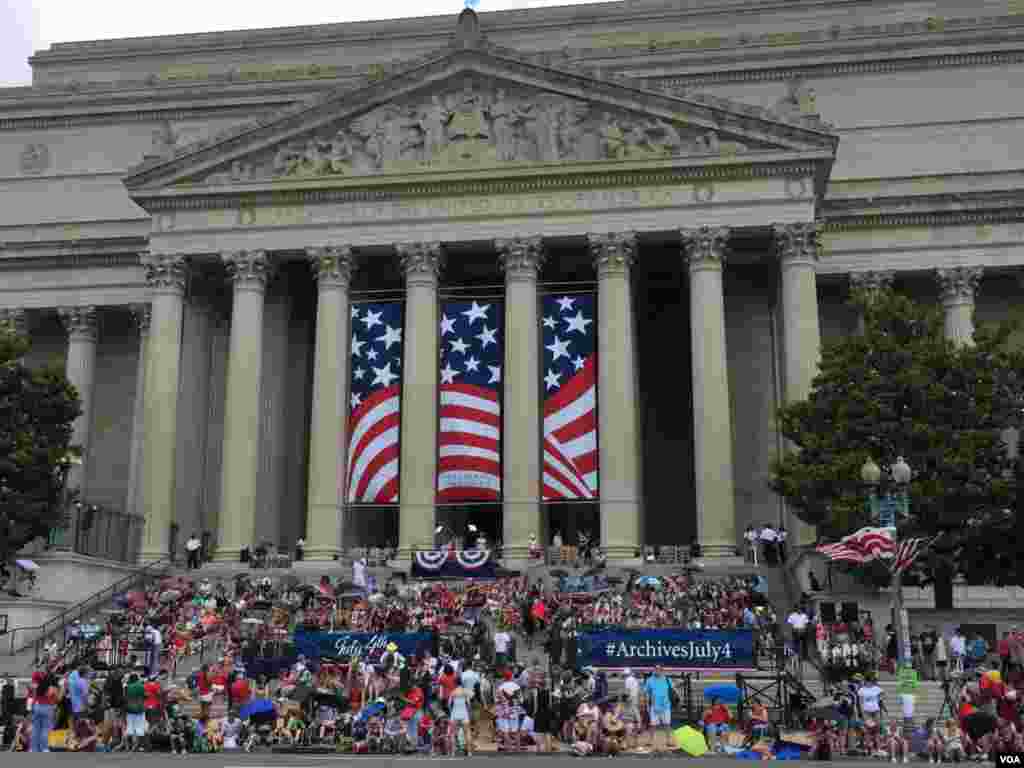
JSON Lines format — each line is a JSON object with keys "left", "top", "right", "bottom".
{"left": 124, "top": 10, "right": 837, "bottom": 196}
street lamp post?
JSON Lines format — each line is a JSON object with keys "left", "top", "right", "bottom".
{"left": 862, "top": 456, "right": 913, "bottom": 672}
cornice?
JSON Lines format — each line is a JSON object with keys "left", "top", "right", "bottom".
{"left": 821, "top": 189, "right": 1024, "bottom": 231}
{"left": 132, "top": 157, "right": 823, "bottom": 213}
{"left": 0, "top": 253, "right": 142, "bottom": 271}
{"left": 0, "top": 103, "right": 292, "bottom": 132}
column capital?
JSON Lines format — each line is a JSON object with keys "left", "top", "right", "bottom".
{"left": 144, "top": 253, "right": 188, "bottom": 295}
{"left": 130, "top": 303, "right": 152, "bottom": 335}
{"left": 774, "top": 221, "right": 821, "bottom": 267}
{"left": 496, "top": 236, "right": 545, "bottom": 282}
{"left": 223, "top": 249, "right": 272, "bottom": 292}
{"left": 397, "top": 241, "right": 444, "bottom": 286}
{"left": 0, "top": 308, "right": 29, "bottom": 336}
{"left": 587, "top": 231, "right": 636, "bottom": 278}
{"left": 307, "top": 245, "right": 356, "bottom": 290}
{"left": 936, "top": 266, "right": 984, "bottom": 306}
{"left": 58, "top": 306, "right": 99, "bottom": 343}
{"left": 681, "top": 226, "right": 730, "bottom": 271}
{"left": 848, "top": 270, "right": 894, "bottom": 295}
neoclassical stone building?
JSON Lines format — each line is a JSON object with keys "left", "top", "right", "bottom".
{"left": 1, "top": 1, "right": 1022, "bottom": 564}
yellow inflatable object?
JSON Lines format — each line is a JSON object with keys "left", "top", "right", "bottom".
{"left": 674, "top": 725, "right": 708, "bottom": 756}
{"left": 48, "top": 729, "right": 69, "bottom": 749}
{"left": 986, "top": 670, "right": 1002, "bottom": 684}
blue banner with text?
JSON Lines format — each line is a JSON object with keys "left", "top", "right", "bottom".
{"left": 293, "top": 630, "right": 435, "bottom": 662}
{"left": 576, "top": 629, "right": 755, "bottom": 670}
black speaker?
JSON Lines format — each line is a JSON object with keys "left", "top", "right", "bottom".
{"left": 842, "top": 602, "right": 859, "bottom": 622}
{"left": 820, "top": 602, "right": 837, "bottom": 623}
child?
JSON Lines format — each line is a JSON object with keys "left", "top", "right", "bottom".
{"left": 170, "top": 716, "right": 189, "bottom": 755}
{"left": 927, "top": 719, "right": 946, "bottom": 764}
{"left": 365, "top": 711, "right": 384, "bottom": 753}
{"left": 383, "top": 709, "right": 405, "bottom": 753}
{"left": 940, "top": 719, "right": 965, "bottom": 763}
{"left": 287, "top": 710, "right": 305, "bottom": 746}
{"left": 318, "top": 704, "right": 338, "bottom": 744}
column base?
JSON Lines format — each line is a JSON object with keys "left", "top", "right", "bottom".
{"left": 137, "top": 549, "right": 172, "bottom": 566}
{"left": 296, "top": 548, "right": 343, "bottom": 564}
{"left": 211, "top": 547, "right": 246, "bottom": 564}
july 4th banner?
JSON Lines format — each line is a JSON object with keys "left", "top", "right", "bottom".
{"left": 576, "top": 629, "right": 756, "bottom": 671}
{"left": 437, "top": 300, "right": 504, "bottom": 502}
{"left": 347, "top": 302, "right": 404, "bottom": 504}
{"left": 541, "top": 294, "right": 598, "bottom": 500}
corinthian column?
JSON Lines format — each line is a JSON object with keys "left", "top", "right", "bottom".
{"left": 497, "top": 236, "right": 545, "bottom": 557}
{"left": 214, "top": 250, "right": 271, "bottom": 561}
{"left": 587, "top": 232, "right": 641, "bottom": 556}
{"left": 775, "top": 222, "right": 823, "bottom": 547}
{"left": 0, "top": 308, "right": 28, "bottom": 336}
{"left": 397, "top": 242, "right": 444, "bottom": 552}
{"left": 126, "top": 305, "right": 151, "bottom": 522}
{"left": 305, "top": 246, "right": 355, "bottom": 561}
{"left": 58, "top": 306, "right": 99, "bottom": 495}
{"left": 682, "top": 227, "right": 736, "bottom": 556}
{"left": 848, "top": 271, "right": 894, "bottom": 335}
{"left": 936, "top": 266, "right": 983, "bottom": 346}
{"left": 140, "top": 256, "right": 187, "bottom": 562}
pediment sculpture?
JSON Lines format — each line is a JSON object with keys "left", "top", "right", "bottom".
{"left": 198, "top": 81, "right": 751, "bottom": 184}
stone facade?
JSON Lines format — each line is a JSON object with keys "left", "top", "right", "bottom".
{"left": 1, "top": 2, "right": 1022, "bottom": 562}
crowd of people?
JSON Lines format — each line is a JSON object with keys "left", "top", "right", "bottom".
{"left": 0, "top": 567, "right": 785, "bottom": 755}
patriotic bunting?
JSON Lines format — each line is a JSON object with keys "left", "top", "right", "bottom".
{"left": 542, "top": 293, "right": 598, "bottom": 500}
{"left": 437, "top": 300, "right": 504, "bottom": 502}
{"left": 347, "top": 302, "right": 404, "bottom": 504}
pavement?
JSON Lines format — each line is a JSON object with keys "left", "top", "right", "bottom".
{"left": 0, "top": 756, "right": 958, "bottom": 766}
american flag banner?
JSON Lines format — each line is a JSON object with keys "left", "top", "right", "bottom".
{"left": 891, "top": 535, "right": 938, "bottom": 574}
{"left": 816, "top": 542, "right": 867, "bottom": 564}
{"left": 816, "top": 526, "right": 896, "bottom": 563}
{"left": 542, "top": 293, "right": 598, "bottom": 500}
{"left": 436, "top": 299, "right": 504, "bottom": 502}
{"left": 346, "top": 301, "right": 404, "bottom": 504}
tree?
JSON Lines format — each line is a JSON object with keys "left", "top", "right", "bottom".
{"left": 770, "top": 286, "right": 1024, "bottom": 592}
{"left": 0, "top": 325, "right": 81, "bottom": 567}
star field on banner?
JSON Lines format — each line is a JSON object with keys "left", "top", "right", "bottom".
{"left": 437, "top": 300, "right": 504, "bottom": 502}
{"left": 541, "top": 293, "right": 598, "bottom": 500}
{"left": 347, "top": 302, "right": 404, "bottom": 504}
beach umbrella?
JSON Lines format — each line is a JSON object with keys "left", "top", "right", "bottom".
{"left": 637, "top": 576, "right": 662, "bottom": 589}
{"left": 15, "top": 559, "right": 39, "bottom": 572}
{"left": 674, "top": 725, "right": 707, "bottom": 756}
{"left": 703, "top": 683, "right": 740, "bottom": 704}
{"left": 241, "top": 698, "right": 276, "bottom": 720}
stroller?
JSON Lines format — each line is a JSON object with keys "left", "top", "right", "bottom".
{"left": 242, "top": 699, "right": 278, "bottom": 752}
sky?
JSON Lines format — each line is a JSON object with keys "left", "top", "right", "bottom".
{"left": 1, "top": 0, "right": 609, "bottom": 87}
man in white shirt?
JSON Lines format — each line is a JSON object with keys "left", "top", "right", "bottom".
{"left": 494, "top": 630, "right": 512, "bottom": 668}
{"left": 185, "top": 533, "right": 201, "bottom": 570}
{"left": 145, "top": 625, "right": 163, "bottom": 678}
{"left": 352, "top": 558, "right": 367, "bottom": 591}
{"left": 743, "top": 526, "right": 759, "bottom": 565}
{"left": 950, "top": 629, "right": 967, "bottom": 674}
{"left": 858, "top": 678, "right": 885, "bottom": 719}
{"left": 787, "top": 608, "right": 810, "bottom": 661}
{"left": 623, "top": 668, "right": 642, "bottom": 725}
{"left": 759, "top": 525, "right": 778, "bottom": 565}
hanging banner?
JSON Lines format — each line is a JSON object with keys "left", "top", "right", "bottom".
{"left": 437, "top": 300, "right": 504, "bottom": 502}
{"left": 293, "top": 630, "right": 435, "bottom": 662}
{"left": 576, "top": 629, "right": 756, "bottom": 671}
{"left": 541, "top": 293, "right": 598, "bottom": 500}
{"left": 347, "top": 301, "right": 404, "bottom": 504}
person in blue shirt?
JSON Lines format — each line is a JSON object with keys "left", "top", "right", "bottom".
{"left": 643, "top": 666, "right": 673, "bottom": 751}
{"left": 68, "top": 666, "right": 91, "bottom": 731}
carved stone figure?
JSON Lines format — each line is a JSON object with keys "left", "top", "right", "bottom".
{"left": 529, "top": 96, "right": 566, "bottom": 162}
{"left": 447, "top": 87, "right": 489, "bottom": 142}
{"left": 600, "top": 115, "right": 628, "bottom": 160}
{"left": 419, "top": 95, "right": 450, "bottom": 158}
{"left": 488, "top": 89, "right": 527, "bottom": 161}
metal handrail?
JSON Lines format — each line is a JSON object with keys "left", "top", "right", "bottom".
{"left": 6, "top": 555, "right": 172, "bottom": 659}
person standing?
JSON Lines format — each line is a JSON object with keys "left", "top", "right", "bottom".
{"left": 122, "top": 673, "right": 146, "bottom": 752}
{"left": 787, "top": 606, "right": 811, "bottom": 662}
{"left": 950, "top": 627, "right": 967, "bottom": 675}
{"left": 759, "top": 525, "right": 778, "bottom": 566}
{"left": 185, "top": 533, "right": 201, "bottom": 570}
{"left": 623, "top": 669, "right": 642, "bottom": 728}
{"left": 31, "top": 673, "right": 60, "bottom": 752}
{"left": 68, "top": 666, "right": 90, "bottom": 732}
{"left": 777, "top": 526, "right": 789, "bottom": 564}
{"left": 743, "top": 526, "right": 758, "bottom": 565}
{"left": 643, "top": 665, "right": 673, "bottom": 752}
{"left": 920, "top": 627, "right": 937, "bottom": 681}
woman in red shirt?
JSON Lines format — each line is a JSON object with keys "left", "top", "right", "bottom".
{"left": 438, "top": 665, "right": 458, "bottom": 704}
{"left": 143, "top": 676, "right": 163, "bottom": 723}
{"left": 196, "top": 664, "right": 213, "bottom": 718}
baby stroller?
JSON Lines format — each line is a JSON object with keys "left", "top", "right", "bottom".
{"left": 243, "top": 699, "right": 278, "bottom": 752}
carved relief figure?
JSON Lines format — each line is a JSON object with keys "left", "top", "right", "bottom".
{"left": 600, "top": 114, "right": 628, "bottom": 160}
{"left": 19, "top": 143, "right": 50, "bottom": 174}
{"left": 419, "top": 95, "right": 450, "bottom": 157}
{"left": 447, "top": 86, "right": 489, "bottom": 142}
{"left": 529, "top": 96, "right": 566, "bottom": 162}
{"left": 151, "top": 121, "right": 177, "bottom": 157}
{"left": 488, "top": 88, "right": 527, "bottom": 161}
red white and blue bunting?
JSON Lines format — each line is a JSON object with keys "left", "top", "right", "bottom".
{"left": 411, "top": 549, "right": 496, "bottom": 579}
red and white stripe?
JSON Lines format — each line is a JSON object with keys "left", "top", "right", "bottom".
{"left": 543, "top": 356, "right": 598, "bottom": 500}
{"left": 346, "top": 386, "right": 401, "bottom": 503}
{"left": 845, "top": 527, "right": 896, "bottom": 558}
{"left": 816, "top": 543, "right": 867, "bottom": 563}
{"left": 437, "top": 383, "right": 501, "bottom": 501}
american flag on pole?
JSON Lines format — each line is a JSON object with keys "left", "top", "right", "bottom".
{"left": 816, "top": 526, "right": 896, "bottom": 562}
{"left": 436, "top": 299, "right": 503, "bottom": 502}
{"left": 891, "top": 535, "right": 937, "bottom": 574}
{"left": 542, "top": 293, "right": 598, "bottom": 500}
{"left": 346, "top": 301, "right": 404, "bottom": 504}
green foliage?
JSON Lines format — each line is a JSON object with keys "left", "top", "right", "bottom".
{"left": 770, "top": 286, "right": 1024, "bottom": 540}
{"left": 0, "top": 325, "right": 81, "bottom": 558}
